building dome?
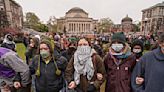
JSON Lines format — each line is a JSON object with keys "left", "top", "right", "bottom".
{"left": 122, "top": 15, "right": 132, "bottom": 22}
{"left": 66, "top": 7, "right": 88, "bottom": 14}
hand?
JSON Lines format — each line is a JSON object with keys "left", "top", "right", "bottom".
{"left": 136, "top": 77, "right": 144, "bottom": 85}
{"left": 97, "top": 73, "right": 103, "bottom": 80}
{"left": 14, "top": 82, "right": 21, "bottom": 89}
{"left": 29, "top": 44, "right": 34, "bottom": 48}
{"left": 2, "top": 85, "right": 10, "bottom": 91}
{"left": 68, "top": 81, "right": 76, "bottom": 89}
{"left": 87, "top": 84, "right": 96, "bottom": 92}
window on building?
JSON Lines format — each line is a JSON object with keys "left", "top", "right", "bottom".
{"left": 0, "top": 6, "right": 4, "bottom": 11}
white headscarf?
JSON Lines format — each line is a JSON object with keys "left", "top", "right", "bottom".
{"left": 3, "top": 34, "right": 15, "bottom": 45}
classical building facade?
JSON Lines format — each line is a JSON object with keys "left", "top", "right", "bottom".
{"left": 57, "top": 7, "right": 98, "bottom": 35}
{"left": 141, "top": 1, "right": 164, "bottom": 34}
{"left": 0, "top": 0, "right": 23, "bottom": 29}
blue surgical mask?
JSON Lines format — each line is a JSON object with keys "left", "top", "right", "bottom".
{"left": 111, "top": 44, "right": 124, "bottom": 52}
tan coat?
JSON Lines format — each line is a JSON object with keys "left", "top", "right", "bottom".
{"left": 65, "top": 54, "right": 106, "bottom": 92}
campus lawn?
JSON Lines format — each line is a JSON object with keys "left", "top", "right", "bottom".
{"left": 16, "top": 43, "right": 26, "bottom": 61}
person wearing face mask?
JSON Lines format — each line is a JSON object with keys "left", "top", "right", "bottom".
{"left": 104, "top": 32, "right": 136, "bottom": 92}
{"left": 25, "top": 37, "right": 39, "bottom": 65}
{"left": 131, "top": 39, "right": 144, "bottom": 62}
{"left": 65, "top": 38, "right": 106, "bottom": 92}
{"left": 131, "top": 32, "right": 164, "bottom": 92}
{"left": 61, "top": 42, "right": 77, "bottom": 62}
{"left": 29, "top": 38, "right": 67, "bottom": 92}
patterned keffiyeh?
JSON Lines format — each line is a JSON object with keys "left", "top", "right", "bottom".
{"left": 74, "top": 46, "right": 95, "bottom": 85}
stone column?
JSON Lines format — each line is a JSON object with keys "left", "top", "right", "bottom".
{"left": 89, "top": 24, "right": 90, "bottom": 31}
{"left": 77, "top": 23, "right": 79, "bottom": 32}
{"left": 84, "top": 23, "right": 86, "bottom": 32}
{"left": 79, "top": 23, "right": 81, "bottom": 34}
{"left": 73, "top": 23, "right": 75, "bottom": 32}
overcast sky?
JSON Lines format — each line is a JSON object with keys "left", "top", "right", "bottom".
{"left": 15, "top": 0, "right": 162, "bottom": 24}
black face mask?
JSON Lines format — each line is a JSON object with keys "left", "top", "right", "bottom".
{"left": 68, "top": 47, "right": 76, "bottom": 54}
{"left": 135, "top": 52, "right": 143, "bottom": 59}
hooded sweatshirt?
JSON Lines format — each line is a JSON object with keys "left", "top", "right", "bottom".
{"left": 0, "top": 47, "right": 31, "bottom": 87}
{"left": 131, "top": 47, "right": 164, "bottom": 92}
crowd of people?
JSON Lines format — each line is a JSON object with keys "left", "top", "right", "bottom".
{"left": 0, "top": 31, "right": 164, "bottom": 92}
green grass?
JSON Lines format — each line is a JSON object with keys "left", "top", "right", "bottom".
{"left": 16, "top": 43, "right": 26, "bottom": 61}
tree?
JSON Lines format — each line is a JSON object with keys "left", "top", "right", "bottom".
{"left": 98, "top": 18, "right": 114, "bottom": 33}
{"left": 47, "top": 16, "right": 57, "bottom": 32}
{"left": 133, "top": 21, "right": 141, "bottom": 32}
{"left": 38, "top": 23, "right": 48, "bottom": 32}
{"left": 24, "top": 12, "right": 40, "bottom": 31}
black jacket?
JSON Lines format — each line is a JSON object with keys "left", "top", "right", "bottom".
{"left": 1, "top": 43, "right": 15, "bottom": 51}
{"left": 30, "top": 55, "right": 67, "bottom": 92}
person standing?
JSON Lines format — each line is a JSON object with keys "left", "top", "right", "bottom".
{"left": 29, "top": 38, "right": 67, "bottom": 92}
{"left": 0, "top": 47, "right": 31, "bottom": 92}
{"left": 1, "top": 34, "right": 16, "bottom": 51}
{"left": 131, "top": 32, "right": 164, "bottom": 92}
{"left": 131, "top": 39, "right": 144, "bottom": 61}
{"left": 65, "top": 38, "right": 106, "bottom": 92}
{"left": 104, "top": 32, "right": 136, "bottom": 92}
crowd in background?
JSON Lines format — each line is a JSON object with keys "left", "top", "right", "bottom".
{"left": 0, "top": 31, "right": 164, "bottom": 92}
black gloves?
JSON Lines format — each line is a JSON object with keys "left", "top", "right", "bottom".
{"left": 87, "top": 84, "right": 96, "bottom": 92}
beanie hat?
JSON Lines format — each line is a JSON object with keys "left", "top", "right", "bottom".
{"left": 40, "top": 38, "right": 53, "bottom": 54}
{"left": 131, "top": 39, "right": 144, "bottom": 52}
{"left": 35, "top": 38, "right": 61, "bottom": 77}
{"left": 111, "top": 32, "right": 126, "bottom": 44}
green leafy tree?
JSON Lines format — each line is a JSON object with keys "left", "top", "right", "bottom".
{"left": 24, "top": 12, "right": 48, "bottom": 32}
{"left": 24, "top": 12, "right": 40, "bottom": 31}
{"left": 38, "top": 23, "right": 48, "bottom": 32}
{"left": 98, "top": 18, "right": 114, "bottom": 33}
{"left": 133, "top": 21, "right": 141, "bottom": 32}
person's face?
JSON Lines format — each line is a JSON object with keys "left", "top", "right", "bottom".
{"left": 133, "top": 45, "right": 142, "bottom": 53}
{"left": 111, "top": 41, "right": 125, "bottom": 53}
{"left": 78, "top": 39, "right": 89, "bottom": 46}
{"left": 133, "top": 45, "right": 142, "bottom": 50}
{"left": 40, "top": 43, "right": 51, "bottom": 59}
{"left": 30, "top": 39, "right": 35, "bottom": 47}
{"left": 40, "top": 44, "right": 50, "bottom": 52}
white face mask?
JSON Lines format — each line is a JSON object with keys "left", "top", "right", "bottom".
{"left": 133, "top": 49, "right": 142, "bottom": 53}
{"left": 111, "top": 44, "right": 124, "bottom": 52}
{"left": 77, "top": 46, "right": 91, "bottom": 55}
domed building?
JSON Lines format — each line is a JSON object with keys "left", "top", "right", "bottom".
{"left": 57, "top": 7, "right": 98, "bottom": 35}
{"left": 111, "top": 15, "right": 134, "bottom": 34}
{"left": 121, "top": 15, "right": 134, "bottom": 32}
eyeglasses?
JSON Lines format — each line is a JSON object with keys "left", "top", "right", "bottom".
{"left": 40, "top": 48, "right": 49, "bottom": 50}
